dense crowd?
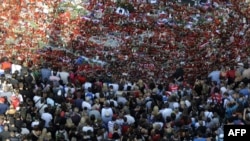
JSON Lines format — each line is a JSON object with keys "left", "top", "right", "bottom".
{"left": 0, "top": 0, "right": 250, "bottom": 141}
{"left": 0, "top": 53, "right": 249, "bottom": 141}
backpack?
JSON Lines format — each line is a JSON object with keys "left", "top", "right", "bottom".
{"left": 56, "top": 130, "right": 65, "bottom": 141}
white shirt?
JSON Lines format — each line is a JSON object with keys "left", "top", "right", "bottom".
{"left": 101, "top": 107, "right": 113, "bottom": 119}
{"left": 108, "top": 83, "right": 119, "bottom": 92}
{"left": 153, "top": 121, "right": 164, "bottom": 130}
{"left": 58, "top": 71, "right": 70, "bottom": 84}
{"left": 185, "top": 100, "right": 191, "bottom": 108}
{"left": 223, "top": 98, "right": 231, "bottom": 108}
{"left": 82, "top": 126, "right": 94, "bottom": 132}
{"left": 123, "top": 82, "right": 132, "bottom": 91}
{"left": 31, "top": 120, "right": 40, "bottom": 128}
{"left": 204, "top": 111, "right": 214, "bottom": 119}
{"left": 33, "top": 96, "right": 41, "bottom": 108}
{"left": 20, "top": 127, "right": 30, "bottom": 135}
{"left": 108, "top": 120, "right": 115, "bottom": 133}
{"left": 117, "top": 96, "right": 127, "bottom": 105}
{"left": 11, "top": 64, "right": 22, "bottom": 74}
{"left": 46, "top": 97, "right": 55, "bottom": 106}
{"left": 124, "top": 114, "right": 135, "bottom": 125}
{"left": 41, "top": 112, "right": 53, "bottom": 127}
{"left": 159, "top": 108, "right": 173, "bottom": 121}
{"left": 12, "top": 93, "right": 24, "bottom": 103}
{"left": 115, "top": 118, "right": 124, "bottom": 126}
{"left": 173, "top": 102, "right": 180, "bottom": 109}
{"left": 107, "top": 99, "right": 118, "bottom": 107}
{"left": 82, "top": 101, "right": 91, "bottom": 110}
{"left": 39, "top": 104, "right": 48, "bottom": 115}
{"left": 195, "top": 121, "right": 206, "bottom": 129}
{"left": 49, "top": 75, "right": 60, "bottom": 81}
{"left": 83, "top": 82, "right": 92, "bottom": 92}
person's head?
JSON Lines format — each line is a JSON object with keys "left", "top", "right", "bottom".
{"left": 33, "top": 126, "right": 42, "bottom": 136}
{"left": 223, "top": 92, "right": 229, "bottom": 97}
{"left": 59, "top": 125, "right": 65, "bottom": 131}
{"left": 104, "top": 101, "right": 110, "bottom": 107}
{"left": 0, "top": 97, "right": 5, "bottom": 104}
{"left": 13, "top": 89, "right": 19, "bottom": 95}
{"left": 212, "top": 81, "right": 217, "bottom": 86}
{"left": 44, "top": 107, "right": 49, "bottom": 113}
{"left": 123, "top": 116, "right": 127, "bottom": 122}
{"left": 214, "top": 87, "right": 220, "bottom": 93}
{"left": 74, "top": 107, "right": 79, "bottom": 113}
{"left": 90, "top": 114, "right": 96, "bottom": 122}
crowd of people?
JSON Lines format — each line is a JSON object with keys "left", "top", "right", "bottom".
{"left": 0, "top": 49, "right": 250, "bottom": 141}
{"left": 0, "top": 0, "right": 250, "bottom": 141}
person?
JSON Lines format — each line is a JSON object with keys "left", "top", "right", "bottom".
{"left": 0, "top": 97, "right": 8, "bottom": 114}
{"left": 41, "top": 107, "right": 53, "bottom": 128}
{"left": 11, "top": 89, "right": 23, "bottom": 109}
{"left": 172, "top": 64, "right": 184, "bottom": 85}
{"left": 1, "top": 57, "right": 11, "bottom": 73}
{"left": 56, "top": 125, "right": 69, "bottom": 141}
{"left": 101, "top": 102, "right": 113, "bottom": 130}
{"left": 30, "top": 126, "right": 42, "bottom": 141}
{"left": 226, "top": 66, "right": 236, "bottom": 85}
{"left": 40, "top": 63, "right": 52, "bottom": 84}
{"left": 208, "top": 67, "right": 221, "bottom": 86}
{"left": 1, "top": 1, "right": 250, "bottom": 141}
{"left": 193, "top": 131, "right": 210, "bottom": 141}
{"left": 0, "top": 125, "right": 10, "bottom": 140}
{"left": 243, "top": 105, "right": 250, "bottom": 125}
{"left": 11, "top": 60, "right": 22, "bottom": 75}
{"left": 58, "top": 67, "right": 70, "bottom": 85}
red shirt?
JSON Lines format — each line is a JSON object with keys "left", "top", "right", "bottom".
{"left": 1, "top": 61, "right": 11, "bottom": 70}
{"left": 169, "top": 84, "right": 178, "bottom": 93}
{"left": 211, "top": 93, "right": 222, "bottom": 104}
{"left": 226, "top": 70, "right": 236, "bottom": 79}
{"left": 76, "top": 75, "right": 86, "bottom": 84}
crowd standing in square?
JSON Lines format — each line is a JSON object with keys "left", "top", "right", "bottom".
{"left": 0, "top": 0, "right": 250, "bottom": 141}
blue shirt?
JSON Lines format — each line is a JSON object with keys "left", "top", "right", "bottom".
{"left": 225, "top": 104, "right": 238, "bottom": 118}
{"left": 0, "top": 125, "right": 3, "bottom": 133}
{"left": 0, "top": 103, "right": 8, "bottom": 114}
{"left": 208, "top": 71, "right": 221, "bottom": 85}
{"left": 74, "top": 98, "right": 83, "bottom": 110}
{"left": 193, "top": 137, "right": 207, "bottom": 141}
{"left": 239, "top": 88, "right": 249, "bottom": 97}
{"left": 75, "top": 57, "right": 84, "bottom": 65}
{"left": 40, "top": 68, "right": 51, "bottom": 82}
